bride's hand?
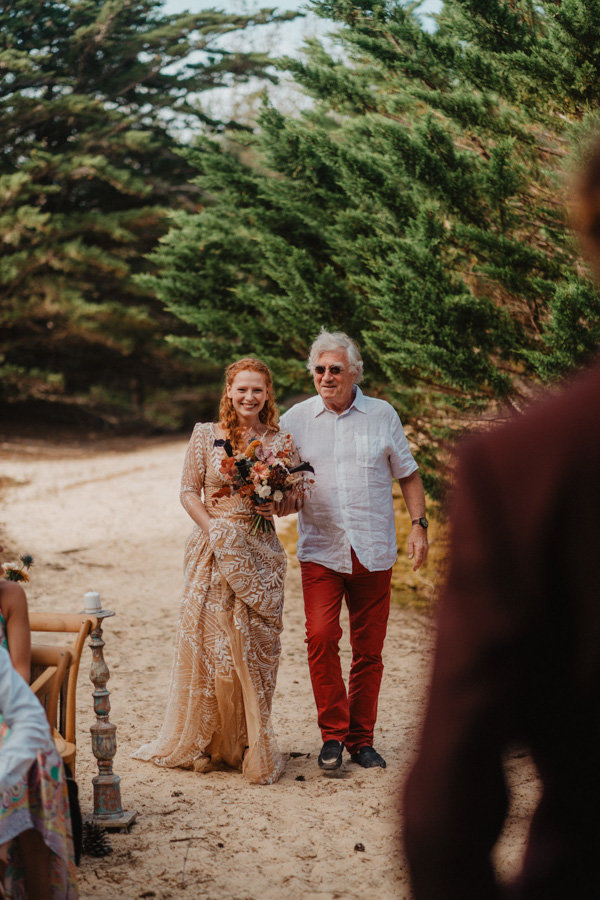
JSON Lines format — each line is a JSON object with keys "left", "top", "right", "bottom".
{"left": 254, "top": 501, "right": 275, "bottom": 519}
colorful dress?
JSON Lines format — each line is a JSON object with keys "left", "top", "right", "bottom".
{"left": 0, "top": 607, "right": 78, "bottom": 899}
{"left": 133, "top": 423, "right": 289, "bottom": 784}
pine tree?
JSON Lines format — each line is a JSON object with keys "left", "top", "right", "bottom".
{"left": 0, "top": 0, "right": 294, "bottom": 424}
{"left": 148, "top": 0, "right": 600, "bottom": 494}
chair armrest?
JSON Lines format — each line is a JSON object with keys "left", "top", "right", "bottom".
{"left": 30, "top": 645, "right": 73, "bottom": 731}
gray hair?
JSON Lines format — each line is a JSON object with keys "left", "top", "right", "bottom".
{"left": 307, "top": 329, "right": 364, "bottom": 383}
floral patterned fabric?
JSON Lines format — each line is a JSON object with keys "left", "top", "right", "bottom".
{"left": 0, "top": 609, "right": 78, "bottom": 899}
{"left": 0, "top": 610, "right": 6, "bottom": 651}
{"left": 133, "top": 423, "right": 289, "bottom": 784}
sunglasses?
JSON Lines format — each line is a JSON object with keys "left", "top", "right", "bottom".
{"left": 314, "top": 365, "right": 344, "bottom": 375}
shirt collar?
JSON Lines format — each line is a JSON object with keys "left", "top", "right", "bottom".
{"left": 313, "top": 385, "right": 366, "bottom": 417}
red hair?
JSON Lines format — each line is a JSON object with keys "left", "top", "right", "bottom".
{"left": 218, "top": 358, "right": 279, "bottom": 450}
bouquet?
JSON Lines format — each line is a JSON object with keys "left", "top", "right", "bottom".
{"left": 213, "top": 435, "right": 314, "bottom": 534}
{"left": 0, "top": 549, "right": 34, "bottom": 583}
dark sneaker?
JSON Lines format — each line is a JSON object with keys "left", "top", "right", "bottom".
{"left": 350, "top": 746, "right": 386, "bottom": 768}
{"left": 318, "top": 739, "right": 344, "bottom": 770}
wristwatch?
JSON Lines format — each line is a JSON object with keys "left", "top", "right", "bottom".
{"left": 411, "top": 516, "right": 429, "bottom": 529}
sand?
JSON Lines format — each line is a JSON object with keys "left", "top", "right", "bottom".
{"left": 0, "top": 434, "right": 540, "bottom": 899}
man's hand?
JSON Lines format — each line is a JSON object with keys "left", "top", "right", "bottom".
{"left": 398, "top": 471, "right": 429, "bottom": 571}
{"left": 275, "top": 493, "right": 301, "bottom": 517}
{"left": 408, "top": 524, "right": 428, "bottom": 571}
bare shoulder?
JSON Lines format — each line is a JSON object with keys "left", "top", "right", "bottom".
{"left": 0, "top": 580, "right": 29, "bottom": 617}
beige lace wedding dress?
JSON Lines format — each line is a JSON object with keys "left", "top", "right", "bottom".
{"left": 132, "top": 422, "right": 288, "bottom": 784}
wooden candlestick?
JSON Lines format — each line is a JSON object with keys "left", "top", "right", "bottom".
{"left": 87, "top": 605, "right": 137, "bottom": 830}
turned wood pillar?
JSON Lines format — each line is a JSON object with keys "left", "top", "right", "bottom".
{"left": 84, "top": 592, "right": 137, "bottom": 831}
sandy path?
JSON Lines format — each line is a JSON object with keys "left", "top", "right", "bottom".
{"left": 0, "top": 436, "right": 540, "bottom": 899}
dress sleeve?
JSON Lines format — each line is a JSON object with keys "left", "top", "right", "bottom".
{"left": 0, "top": 646, "right": 53, "bottom": 793}
{"left": 180, "top": 424, "right": 207, "bottom": 498}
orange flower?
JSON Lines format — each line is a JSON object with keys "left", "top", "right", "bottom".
{"left": 220, "top": 457, "right": 237, "bottom": 476}
{"left": 212, "top": 485, "right": 233, "bottom": 502}
{"left": 245, "top": 440, "right": 263, "bottom": 459}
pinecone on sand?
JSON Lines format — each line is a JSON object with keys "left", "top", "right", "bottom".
{"left": 82, "top": 822, "right": 112, "bottom": 857}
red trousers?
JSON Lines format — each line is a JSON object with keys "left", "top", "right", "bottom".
{"left": 300, "top": 549, "right": 392, "bottom": 753}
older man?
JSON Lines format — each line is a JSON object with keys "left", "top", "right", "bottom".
{"left": 280, "top": 330, "right": 428, "bottom": 770}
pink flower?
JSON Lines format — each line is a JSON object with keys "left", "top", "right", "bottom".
{"left": 251, "top": 462, "right": 270, "bottom": 480}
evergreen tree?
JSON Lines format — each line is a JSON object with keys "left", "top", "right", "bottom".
{"left": 0, "top": 0, "right": 294, "bottom": 424}
{"left": 148, "top": 0, "right": 600, "bottom": 494}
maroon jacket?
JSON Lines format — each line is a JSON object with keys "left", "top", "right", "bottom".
{"left": 403, "top": 361, "right": 600, "bottom": 899}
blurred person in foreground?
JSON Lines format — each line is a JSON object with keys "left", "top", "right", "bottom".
{"left": 403, "top": 138, "right": 600, "bottom": 898}
{"left": 0, "top": 645, "right": 78, "bottom": 899}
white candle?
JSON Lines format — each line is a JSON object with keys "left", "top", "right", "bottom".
{"left": 84, "top": 591, "right": 102, "bottom": 612}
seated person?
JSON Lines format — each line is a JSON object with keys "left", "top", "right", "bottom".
{"left": 0, "top": 578, "right": 31, "bottom": 682}
{"left": 0, "top": 645, "right": 78, "bottom": 899}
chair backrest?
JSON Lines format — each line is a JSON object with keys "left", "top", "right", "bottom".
{"left": 30, "top": 644, "right": 73, "bottom": 732}
{"left": 28, "top": 613, "right": 97, "bottom": 748}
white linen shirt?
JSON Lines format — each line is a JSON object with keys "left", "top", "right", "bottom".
{"left": 280, "top": 386, "right": 418, "bottom": 573}
{"left": 0, "top": 646, "right": 53, "bottom": 793}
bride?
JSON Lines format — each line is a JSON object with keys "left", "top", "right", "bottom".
{"left": 133, "top": 358, "right": 296, "bottom": 784}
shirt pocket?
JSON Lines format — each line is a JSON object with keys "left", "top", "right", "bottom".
{"left": 355, "top": 433, "right": 385, "bottom": 468}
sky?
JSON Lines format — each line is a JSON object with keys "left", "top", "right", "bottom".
{"left": 162, "top": 0, "right": 444, "bottom": 53}
{"left": 163, "top": 0, "right": 442, "bottom": 15}
{"left": 159, "top": 0, "right": 443, "bottom": 122}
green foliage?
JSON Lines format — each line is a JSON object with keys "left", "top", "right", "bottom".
{"left": 147, "top": 0, "right": 600, "bottom": 494}
{"left": 526, "top": 277, "right": 600, "bottom": 377}
{"left": 0, "top": 0, "right": 294, "bottom": 423}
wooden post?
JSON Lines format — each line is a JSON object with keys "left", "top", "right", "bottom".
{"left": 85, "top": 593, "right": 137, "bottom": 831}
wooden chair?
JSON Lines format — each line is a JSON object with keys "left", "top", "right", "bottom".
{"left": 31, "top": 644, "right": 73, "bottom": 740}
{"left": 29, "top": 613, "right": 97, "bottom": 776}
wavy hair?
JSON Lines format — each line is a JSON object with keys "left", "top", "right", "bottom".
{"left": 307, "top": 329, "right": 364, "bottom": 383}
{"left": 218, "top": 358, "right": 279, "bottom": 450}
